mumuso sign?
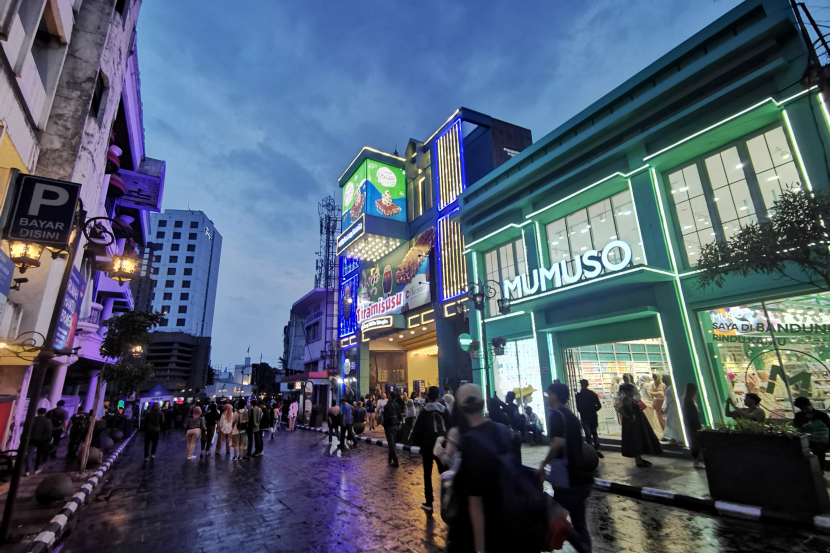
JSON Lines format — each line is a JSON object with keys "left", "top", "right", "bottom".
{"left": 503, "top": 240, "right": 633, "bottom": 299}
{"left": 4, "top": 175, "right": 80, "bottom": 248}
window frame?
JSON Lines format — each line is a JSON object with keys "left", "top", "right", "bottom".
{"left": 483, "top": 237, "right": 526, "bottom": 316}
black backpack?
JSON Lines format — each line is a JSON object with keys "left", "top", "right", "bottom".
{"left": 384, "top": 402, "right": 400, "bottom": 427}
{"left": 413, "top": 408, "right": 448, "bottom": 448}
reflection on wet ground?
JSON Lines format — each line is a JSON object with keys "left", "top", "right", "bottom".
{"left": 58, "top": 429, "right": 830, "bottom": 553}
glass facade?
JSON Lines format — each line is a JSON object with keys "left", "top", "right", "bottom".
{"left": 484, "top": 238, "right": 526, "bottom": 316}
{"left": 493, "top": 338, "right": 546, "bottom": 432}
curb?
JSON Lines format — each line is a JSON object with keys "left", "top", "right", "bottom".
{"left": 593, "top": 479, "right": 830, "bottom": 533}
{"left": 295, "top": 424, "right": 830, "bottom": 531}
{"left": 295, "top": 424, "right": 421, "bottom": 453}
{"left": 26, "top": 432, "right": 136, "bottom": 553}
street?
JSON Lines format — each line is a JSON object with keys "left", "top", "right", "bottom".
{"left": 56, "top": 429, "right": 830, "bottom": 553}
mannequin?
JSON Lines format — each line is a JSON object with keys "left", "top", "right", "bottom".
{"left": 649, "top": 372, "right": 666, "bottom": 430}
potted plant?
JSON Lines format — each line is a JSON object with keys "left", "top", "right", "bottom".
{"left": 468, "top": 340, "right": 481, "bottom": 359}
{"left": 699, "top": 419, "right": 830, "bottom": 513}
{"left": 491, "top": 337, "right": 507, "bottom": 356}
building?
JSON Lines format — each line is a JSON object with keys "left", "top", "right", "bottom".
{"left": 203, "top": 355, "right": 253, "bottom": 401}
{"left": 336, "top": 109, "right": 531, "bottom": 400}
{"left": 0, "top": 0, "right": 165, "bottom": 448}
{"left": 141, "top": 210, "right": 221, "bottom": 392}
{"left": 457, "top": 0, "right": 830, "bottom": 440}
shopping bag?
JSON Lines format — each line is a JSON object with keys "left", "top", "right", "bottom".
{"left": 546, "top": 498, "right": 572, "bottom": 551}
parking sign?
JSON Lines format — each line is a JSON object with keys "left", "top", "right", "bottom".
{"left": 3, "top": 175, "right": 81, "bottom": 248}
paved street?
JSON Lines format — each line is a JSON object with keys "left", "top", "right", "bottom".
{"left": 55, "top": 429, "right": 830, "bottom": 553}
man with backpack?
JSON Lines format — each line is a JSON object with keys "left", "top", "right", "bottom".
{"left": 411, "top": 386, "right": 450, "bottom": 514}
{"left": 538, "top": 382, "right": 594, "bottom": 553}
{"left": 46, "top": 400, "right": 68, "bottom": 459}
{"left": 383, "top": 392, "right": 401, "bottom": 467}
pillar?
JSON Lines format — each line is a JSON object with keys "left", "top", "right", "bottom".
{"left": 357, "top": 341, "right": 369, "bottom": 399}
{"left": 48, "top": 362, "right": 69, "bottom": 408}
{"left": 97, "top": 298, "right": 116, "bottom": 337}
{"left": 83, "top": 370, "right": 98, "bottom": 413}
{"left": 436, "top": 315, "right": 459, "bottom": 392}
{"left": 97, "top": 382, "right": 107, "bottom": 416}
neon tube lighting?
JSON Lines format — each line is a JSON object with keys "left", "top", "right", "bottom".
{"left": 819, "top": 93, "right": 830, "bottom": 132}
{"left": 656, "top": 313, "right": 690, "bottom": 444}
{"left": 534, "top": 221, "right": 544, "bottom": 266}
{"left": 424, "top": 109, "right": 462, "bottom": 146}
{"left": 627, "top": 178, "right": 648, "bottom": 266}
{"left": 464, "top": 220, "right": 532, "bottom": 250}
{"left": 484, "top": 310, "right": 526, "bottom": 323}
{"left": 643, "top": 87, "right": 817, "bottom": 162}
{"left": 782, "top": 109, "right": 813, "bottom": 192}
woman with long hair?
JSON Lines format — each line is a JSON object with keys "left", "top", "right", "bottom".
{"left": 231, "top": 399, "right": 248, "bottom": 460}
{"left": 681, "top": 382, "right": 704, "bottom": 469}
{"left": 620, "top": 383, "right": 662, "bottom": 467}
{"left": 200, "top": 403, "right": 220, "bottom": 457}
{"left": 184, "top": 406, "right": 205, "bottom": 460}
{"left": 216, "top": 403, "right": 233, "bottom": 455}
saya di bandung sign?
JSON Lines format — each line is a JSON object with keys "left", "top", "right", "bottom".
{"left": 503, "top": 240, "right": 633, "bottom": 299}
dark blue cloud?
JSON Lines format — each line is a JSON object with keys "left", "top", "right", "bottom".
{"left": 135, "top": 0, "right": 752, "bottom": 366}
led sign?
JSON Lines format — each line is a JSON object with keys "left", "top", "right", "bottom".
{"left": 360, "top": 316, "right": 393, "bottom": 333}
{"left": 357, "top": 291, "right": 405, "bottom": 323}
{"left": 337, "top": 217, "right": 364, "bottom": 252}
{"left": 504, "top": 240, "right": 632, "bottom": 299}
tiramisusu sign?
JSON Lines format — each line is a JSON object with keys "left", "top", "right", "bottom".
{"left": 503, "top": 240, "right": 632, "bottom": 299}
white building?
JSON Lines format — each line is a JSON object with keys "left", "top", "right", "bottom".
{"left": 204, "top": 356, "right": 253, "bottom": 400}
{"left": 148, "top": 210, "right": 222, "bottom": 336}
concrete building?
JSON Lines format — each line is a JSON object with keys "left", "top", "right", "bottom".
{"left": 0, "top": 0, "right": 165, "bottom": 448}
{"left": 203, "top": 355, "right": 253, "bottom": 401}
{"left": 144, "top": 331, "right": 211, "bottom": 397}
{"left": 457, "top": 0, "right": 830, "bottom": 441}
{"left": 143, "top": 209, "right": 221, "bottom": 392}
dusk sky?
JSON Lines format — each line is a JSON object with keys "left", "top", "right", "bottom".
{"left": 134, "top": 0, "right": 760, "bottom": 369}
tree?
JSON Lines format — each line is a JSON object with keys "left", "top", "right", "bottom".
{"left": 206, "top": 366, "right": 216, "bottom": 386}
{"left": 78, "top": 310, "right": 163, "bottom": 473}
{"left": 697, "top": 188, "right": 830, "bottom": 291}
{"left": 252, "top": 362, "right": 278, "bottom": 396}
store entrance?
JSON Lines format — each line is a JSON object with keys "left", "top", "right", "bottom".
{"left": 366, "top": 320, "right": 439, "bottom": 399}
{"left": 562, "top": 338, "right": 672, "bottom": 439}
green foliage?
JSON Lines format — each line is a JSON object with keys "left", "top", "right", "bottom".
{"left": 103, "top": 361, "right": 155, "bottom": 394}
{"left": 206, "top": 367, "right": 216, "bottom": 386}
{"left": 696, "top": 188, "right": 830, "bottom": 291}
{"left": 708, "top": 418, "right": 804, "bottom": 437}
{"left": 99, "top": 310, "right": 164, "bottom": 360}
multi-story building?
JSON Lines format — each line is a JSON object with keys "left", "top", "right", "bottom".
{"left": 457, "top": 0, "right": 830, "bottom": 441}
{"left": 0, "top": 0, "right": 165, "bottom": 448}
{"left": 203, "top": 355, "right": 253, "bottom": 401}
{"left": 143, "top": 209, "right": 222, "bottom": 392}
{"left": 335, "top": 109, "right": 531, "bottom": 400}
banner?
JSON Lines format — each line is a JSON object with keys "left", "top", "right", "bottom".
{"left": 342, "top": 159, "right": 406, "bottom": 227}
{"left": 54, "top": 266, "right": 86, "bottom": 351}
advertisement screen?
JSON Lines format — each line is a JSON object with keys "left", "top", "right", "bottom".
{"left": 356, "top": 228, "right": 436, "bottom": 322}
{"left": 342, "top": 159, "right": 406, "bottom": 228}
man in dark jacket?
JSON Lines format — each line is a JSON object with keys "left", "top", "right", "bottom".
{"left": 383, "top": 393, "right": 402, "bottom": 467}
{"left": 27, "top": 408, "right": 53, "bottom": 475}
{"left": 575, "top": 379, "right": 603, "bottom": 457}
{"left": 46, "top": 400, "right": 68, "bottom": 459}
{"left": 410, "top": 386, "right": 450, "bottom": 514}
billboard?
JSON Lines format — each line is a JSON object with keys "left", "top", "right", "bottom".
{"left": 342, "top": 159, "right": 406, "bottom": 228}
{"left": 54, "top": 266, "right": 86, "bottom": 351}
{"left": 356, "top": 228, "right": 436, "bottom": 323}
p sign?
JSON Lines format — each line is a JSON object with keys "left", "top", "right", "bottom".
{"left": 4, "top": 175, "right": 80, "bottom": 248}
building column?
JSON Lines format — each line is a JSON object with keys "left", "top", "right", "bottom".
{"left": 83, "top": 370, "right": 99, "bottom": 413}
{"left": 48, "top": 361, "right": 70, "bottom": 408}
{"left": 97, "top": 382, "right": 107, "bottom": 417}
{"left": 357, "top": 342, "right": 369, "bottom": 399}
{"left": 436, "top": 315, "right": 459, "bottom": 393}
{"left": 97, "top": 298, "right": 116, "bottom": 337}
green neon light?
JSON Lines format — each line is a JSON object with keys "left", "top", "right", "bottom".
{"left": 649, "top": 168, "right": 679, "bottom": 272}
{"left": 656, "top": 312, "right": 691, "bottom": 444}
{"left": 472, "top": 250, "right": 488, "bottom": 400}
{"left": 530, "top": 311, "right": 548, "bottom": 434}
{"left": 521, "top": 225, "right": 530, "bottom": 273}
{"left": 627, "top": 178, "right": 648, "bottom": 266}
{"left": 534, "top": 221, "right": 544, "bottom": 267}
{"left": 465, "top": 221, "right": 532, "bottom": 250}
{"left": 484, "top": 310, "right": 526, "bottom": 323}
{"left": 782, "top": 109, "right": 813, "bottom": 192}
{"left": 644, "top": 88, "right": 817, "bottom": 162}
{"left": 819, "top": 93, "right": 830, "bottom": 133}
{"left": 547, "top": 332, "right": 557, "bottom": 383}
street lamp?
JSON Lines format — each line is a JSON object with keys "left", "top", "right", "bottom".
{"left": 461, "top": 280, "right": 511, "bottom": 399}
{"left": 7, "top": 241, "right": 44, "bottom": 273}
{"left": 110, "top": 244, "right": 140, "bottom": 283}
{"left": 130, "top": 345, "right": 143, "bottom": 358}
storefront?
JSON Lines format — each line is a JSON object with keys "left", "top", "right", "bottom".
{"left": 456, "top": 0, "right": 830, "bottom": 447}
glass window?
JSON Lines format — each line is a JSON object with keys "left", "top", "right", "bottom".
{"left": 176, "top": 318, "right": 185, "bottom": 326}
{"left": 746, "top": 127, "right": 801, "bottom": 215}
{"left": 705, "top": 147, "right": 757, "bottom": 240}
{"left": 189, "top": 233, "right": 197, "bottom": 240}
{"left": 169, "top": 256, "right": 177, "bottom": 263}
{"left": 178, "top": 305, "right": 187, "bottom": 313}
{"left": 184, "top": 268, "right": 192, "bottom": 275}
{"left": 167, "top": 268, "right": 175, "bottom": 275}
{"left": 484, "top": 238, "right": 525, "bottom": 316}
{"left": 668, "top": 163, "right": 714, "bottom": 264}
{"left": 174, "top": 221, "right": 183, "bottom": 228}
{"left": 187, "top": 245, "right": 196, "bottom": 252}
{"left": 156, "top": 232, "right": 165, "bottom": 239}
{"left": 182, "top": 280, "right": 191, "bottom": 288}
{"left": 165, "top": 280, "right": 174, "bottom": 288}
{"left": 173, "top": 232, "right": 181, "bottom": 239}
{"left": 163, "top": 293, "right": 172, "bottom": 300}
{"left": 611, "top": 190, "right": 645, "bottom": 264}
{"left": 159, "top": 319, "right": 168, "bottom": 326}
{"left": 546, "top": 219, "right": 569, "bottom": 264}
{"left": 190, "top": 221, "right": 198, "bottom": 228}
{"left": 157, "top": 220, "right": 167, "bottom": 228}
{"left": 186, "top": 256, "right": 194, "bottom": 263}
{"left": 161, "top": 305, "right": 170, "bottom": 314}
{"left": 151, "top": 267, "right": 158, "bottom": 275}
{"left": 171, "top": 244, "right": 179, "bottom": 251}
{"left": 180, "top": 293, "right": 189, "bottom": 300}
{"left": 153, "top": 255, "right": 161, "bottom": 263}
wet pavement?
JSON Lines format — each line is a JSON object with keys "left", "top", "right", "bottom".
{"left": 56, "top": 428, "right": 830, "bottom": 553}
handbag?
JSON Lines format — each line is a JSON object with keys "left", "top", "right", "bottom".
{"left": 637, "top": 399, "right": 648, "bottom": 410}
{"left": 545, "top": 409, "right": 570, "bottom": 489}
{"left": 546, "top": 498, "right": 572, "bottom": 551}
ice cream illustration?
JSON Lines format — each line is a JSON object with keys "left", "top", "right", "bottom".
{"left": 375, "top": 189, "right": 401, "bottom": 217}
{"left": 382, "top": 264, "right": 393, "bottom": 296}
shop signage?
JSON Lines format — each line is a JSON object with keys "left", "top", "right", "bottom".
{"left": 337, "top": 218, "right": 364, "bottom": 252}
{"left": 503, "top": 240, "right": 632, "bottom": 300}
{"left": 360, "top": 315, "right": 393, "bottom": 333}
{"left": 358, "top": 292, "right": 405, "bottom": 323}
{"left": 344, "top": 358, "right": 352, "bottom": 375}
{"left": 305, "top": 381, "right": 313, "bottom": 392}
{"left": 342, "top": 159, "right": 406, "bottom": 228}
{"left": 4, "top": 175, "right": 81, "bottom": 248}
{"left": 458, "top": 333, "right": 473, "bottom": 351}
{"left": 53, "top": 266, "right": 86, "bottom": 351}
{"left": 305, "top": 309, "right": 323, "bottom": 326}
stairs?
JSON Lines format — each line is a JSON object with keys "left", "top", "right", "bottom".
{"left": 598, "top": 436, "right": 687, "bottom": 458}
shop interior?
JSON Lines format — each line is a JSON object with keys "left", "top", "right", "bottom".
{"left": 492, "top": 338, "right": 547, "bottom": 433}
{"left": 563, "top": 339, "right": 672, "bottom": 439}
{"left": 363, "top": 320, "right": 439, "bottom": 399}
{"left": 703, "top": 291, "right": 830, "bottom": 419}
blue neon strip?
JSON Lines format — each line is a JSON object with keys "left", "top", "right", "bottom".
{"left": 437, "top": 207, "right": 461, "bottom": 301}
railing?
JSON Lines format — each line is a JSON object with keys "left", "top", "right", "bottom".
{"left": 79, "top": 302, "right": 103, "bottom": 326}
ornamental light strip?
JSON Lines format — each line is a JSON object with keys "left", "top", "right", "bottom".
{"left": 627, "top": 179, "right": 649, "bottom": 266}
{"left": 819, "top": 93, "right": 830, "bottom": 132}
{"left": 656, "top": 312, "right": 691, "bottom": 445}
{"left": 782, "top": 109, "right": 813, "bottom": 192}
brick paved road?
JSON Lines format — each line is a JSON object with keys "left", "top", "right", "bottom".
{"left": 57, "top": 429, "right": 830, "bottom": 553}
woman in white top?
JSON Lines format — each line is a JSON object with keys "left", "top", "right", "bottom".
{"left": 231, "top": 401, "right": 248, "bottom": 460}
{"left": 288, "top": 400, "right": 299, "bottom": 431}
{"left": 216, "top": 403, "right": 234, "bottom": 455}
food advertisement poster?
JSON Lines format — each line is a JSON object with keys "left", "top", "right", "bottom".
{"left": 342, "top": 159, "right": 406, "bottom": 227}
{"left": 356, "top": 228, "right": 436, "bottom": 322}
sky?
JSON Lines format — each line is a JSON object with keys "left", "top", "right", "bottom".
{"left": 133, "top": 0, "right": 777, "bottom": 368}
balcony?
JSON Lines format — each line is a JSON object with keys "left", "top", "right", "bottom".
{"left": 77, "top": 302, "right": 103, "bottom": 333}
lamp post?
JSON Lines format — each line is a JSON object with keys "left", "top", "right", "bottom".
{"left": 459, "top": 280, "right": 511, "bottom": 401}
{"left": 0, "top": 208, "right": 136, "bottom": 543}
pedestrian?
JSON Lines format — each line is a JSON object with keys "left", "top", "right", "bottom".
{"left": 443, "top": 383, "right": 515, "bottom": 553}
{"left": 538, "top": 382, "right": 594, "bottom": 553}
{"left": 143, "top": 402, "right": 164, "bottom": 461}
{"left": 288, "top": 399, "right": 298, "bottom": 431}
{"left": 365, "top": 396, "right": 376, "bottom": 430}
{"left": 402, "top": 399, "right": 416, "bottom": 445}
{"left": 383, "top": 392, "right": 402, "bottom": 467}
{"left": 794, "top": 397, "right": 830, "bottom": 468}
{"left": 231, "top": 400, "right": 248, "bottom": 460}
{"left": 259, "top": 400, "right": 270, "bottom": 450}
{"left": 620, "top": 383, "right": 662, "bottom": 467}
{"left": 245, "top": 399, "right": 262, "bottom": 458}
{"left": 411, "top": 386, "right": 450, "bottom": 513}
{"left": 339, "top": 398, "right": 357, "bottom": 449}
{"left": 46, "top": 400, "right": 68, "bottom": 459}
{"left": 123, "top": 402, "right": 134, "bottom": 436}
{"left": 725, "top": 392, "right": 765, "bottom": 422}
{"left": 216, "top": 403, "right": 233, "bottom": 455}
{"left": 327, "top": 399, "right": 341, "bottom": 445}
{"left": 354, "top": 400, "right": 366, "bottom": 434}
{"left": 575, "top": 379, "right": 604, "bottom": 457}
{"left": 443, "top": 393, "right": 454, "bottom": 415}
{"left": 504, "top": 391, "right": 526, "bottom": 442}
{"left": 184, "top": 405, "right": 205, "bottom": 460}
{"left": 201, "top": 403, "right": 220, "bottom": 458}
{"left": 376, "top": 393, "right": 387, "bottom": 427}
{"left": 269, "top": 401, "right": 278, "bottom": 439}
{"left": 66, "top": 409, "right": 90, "bottom": 460}
{"left": 661, "top": 375, "right": 683, "bottom": 445}
{"left": 524, "top": 405, "right": 542, "bottom": 446}
{"left": 682, "top": 383, "right": 704, "bottom": 469}
{"left": 26, "top": 408, "right": 53, "bottom": 476}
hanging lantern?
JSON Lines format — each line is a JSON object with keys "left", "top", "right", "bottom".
{"left": 8, "top": 241, "right": 44, "bottom": 273}
{"left": 110, "top": 249, "right": 140, "bottom": 282}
